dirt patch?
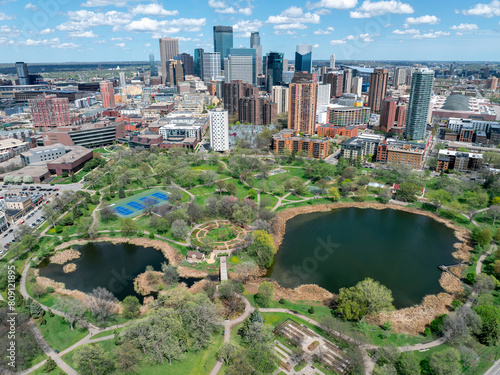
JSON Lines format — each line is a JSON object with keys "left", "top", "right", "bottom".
{"left": 178, "top": 266, "right": 208, "bottom": 278}
{"left": 62, "top": 263, "right": 77, "bottom": 273}
{"left": 49, "top": 249, "right": 81, "bottom": 265}
{"left": 367, "top": 293, "right": 454, "bottom": 336}
{"left": 54, "top": 236, "right": 183, "bottom": 265}
{"left": 448, "top": 264, "right": 467, "bottom": 279}
{"left": 35, "top": 276, "right": 87, "bottom": 303}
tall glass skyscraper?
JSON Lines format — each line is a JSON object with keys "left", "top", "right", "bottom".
{"left": 202, "top": 52, "right": 221, "bottom": 82}
{"left": 404, "top": 68, "right": 434, "bottom": 141}
{"left": 194, "top": 48, "right": 204, "bottom": 78}
{"left": 225, "top": 48, "right": 256, "bottom": 85}
{"left": 295, "top": 44, "right": 313, "bottom": 73}
{"left": 149, "top": 53, "right": 157, "bottom": 77}
{"left": 250, "top": 32, "right": 262, "bottom": 75}
{"left": 266, "top": 52, "right": 284, "bottom": 91}
{"left": 213, "top": 25, "right": 233, "bottom": 71}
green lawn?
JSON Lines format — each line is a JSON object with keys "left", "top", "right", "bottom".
{"left": 35, "top": 314, "right": 88, "bottom": 352}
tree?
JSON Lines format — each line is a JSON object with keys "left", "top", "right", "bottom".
{"left": 202, "top": 170, "right": 218, "bottom": 186}
{"left": 142, "top": 197, "right": 157, "bottom": 216}
{"left": 248, "top": 230, "right": 276, "bottom": 268}
{"left": 396, "top": 182, "right": 421, "bottom": 202}
{"left": 186, "top": 202, "right": 204, "bottom": 224}
{"left": 23, "top": 175, "right": 34, "bottom": 184}
{"left": 85, "top": 287, "right": 119, "bottom": 324}
{"left": 473, "top": 274, "right": 495, "bottom": 295}
{"left": 336, "top": 278, "right": 395, "bottom": 320}
{"left": 74, "top": 344, "right": 115, "bottom": 375}
{"left": 474, "top": 304, "right": 500, "bottom": 346}
{"left": 233, "top": 262, "right": 256, "bottom": 283}
{"left": 161, "top": 262, "right": 179, "bottom": 285}
{"left": 120, "top": 218, "right": 138, "bottom": 236}
{"left": 429, "top": 347, "right": 461, "bottom": 375}
{"left": 79, "top": 216, "right": 95, "bottom": 238}
{"left": 57, "top": 298, "right": 87, "bottom": 331}
{"left": 116, "top": 341, "right": 141, "bottom": 374}
{"left": 396, "top": 352, "right": 421, "bottom": 375}
{"left": 489, "top": 205, "right": 500, "bottom": 226}
{"left": 442, "top": 306, "right": 481, "bottom": 345}
{"left": 122, "top": 296, "right": 141, "bottom": 319}
{"left": 219, "top": 280, "right": 244, "bottom": 318}
{"left": 218, "top": 342, "right": 239, "bottom": 365}
{"left": 329, "top": 186, "right": 341, "bottom": 202}
{"left": 118, "top": 187, "right": 126, "bottom": 199}
{"left": 100, "top": 203, "right": 116, "bottom": 222}
{"left": 473, "top": 227, "right": 492, "bottom": 247}
{"left": 427, "top": 189, "right": 452, "bottom": 212}
{"left": 171, "top": 219, "right": 189, "bottom": 239}
{"left": 316, "top": 179, "right": 329, "bottom": 194}
{"left": 256, "top": 281, "right": 274, "bottom": 307}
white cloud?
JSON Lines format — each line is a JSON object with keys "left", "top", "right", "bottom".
{"left": 450, "top": 23, "right": 479, "bottom": 31}
{"left": 392, "top": 28, "right": 419, "bottom": 34}
{"left": 314, "top": 8, "right": 332, "bottom": 15}
{"left": 0, "top": 25, "right": 21, "bottom": 36}
{"left": 274, "top": 30, "right": 297, "bottom": 35}
{"left": 25, "top": 3, "right": 38, "bottom": 11}
{"left": 110, "top": 37, "right": 132, "bottom": 41}
{"left": 350, "top": 0, "right": 413, "bottom": 18}
{"left": 208, "top": 0, "right": 252, "bottom": 15}
{"left": 274, "top": 23, "right": 308, "bottom": 30}
{"left": 239, "top": 7, "right": 252, "bottom": 16}
{"left": 208, "top": 0, "right": 226, "bottom": 7}
{"left": 145, "top": 42, "right": 151, "bottom": 46}
{"left": 81, "top": 0, "right": 131, "bottom": 6}
{"left": 216, "top": 7, "right": 237, "bottom": 13}
{"left": 412, "top": 31, "right": 450, "bottom": 39}
{"left": 55, "top": 42, "right": 80, "bottom": 49}
{"left": 330, "top": 39, "right": 346, "bottom": 45}
{"left": 307, "top": 0, "right": 358, "bottom": 9}
{"left": 404, "top": 15, "right": 440, "bottom": 26}
{"left": 345, "top": 32, "right": 378, "bottom": 42}
{"left": 15, "top": 38, "right": 80, "bottom": 49}
{"left": 314, "top": 26, "right": 334, "bottom": 34}
{"left": 116, "top": 42, "right": 126, "bottom": 48}
{"left": 69, "top": 30, "right": 98, "bottom": 38}
{"left": 121, "top": 17, "right": 206, "bottom": 33}
{"left": 131, "top": 4, "right": 179, "bottom": 16}
{"left": 39, "top": 28, "right": 53, "bottom": 35}
{"left": 267, "top": 6, "right": 320, "bottom": 24}
{"left": 233, "top": 19, "right": 263, "bottom": 35}
{"left": 313, "top": 43, "right": 319, "bottom": 47}
{"left": 462, "top": 1, "right": 500, "bottom": 17}
{"left": 0, "top": 12, "right": 13, "bottom": 20}
{"left": 57, "top": 10, "right": 132, "bottom": 31}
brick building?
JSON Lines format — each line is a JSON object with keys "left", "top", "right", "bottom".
{"left": 29, "top": 95, "right": 71, "bottom": 130}
{"left": 317, "top": 125, "right": 358, "bottom": 138}
{"left": 222, "top": 80, "right": 258, "bottom": 116}
{"left": 288, "top": 83, "right": 318, "bottom": 134}
{"left": 272, "top": 129, "right": 329, "bottom": 159}
{"left": 99, "top": 81, "right": 115, "bottom": 109}
{"left": 238, "top": 97, "right": 277, "bottom": 125}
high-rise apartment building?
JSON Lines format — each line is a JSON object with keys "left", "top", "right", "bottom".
{"left": 394, "top": 67, "right": 408, "bottom": 87}
{"left": 225, "top": 48, "right": 256, "bottom": 85}
{"left": 343, "top": 69, "right": 353, "bottom": 94}
{"left": 295, "top": 44, "right": 313, "bottom": 73}
{"left": 317, "top": 84, "right": 331, "bottom": 107}
{"left": 324, "top": 72, "right": 343, "bottom": 98}
{"left": 209, "top": 108, "right": 229, "bottom": 152}
{"left": 223, "top": 80, "right": 258, "bottom": 116}
{"left": 486, "top": 77, "right": 498, "bottom": 90}
{"left": 288, "top": 83, "right": 318, "bottom": 134}
{"left": 159, "top": 38, "right": 179, "bottom": 84}
{"left": 167, "top": 60, "right": 184, "bottom": 86}
{"left": 213, "top": 25, "right": 233, "bottom": 71}
{"left": 266, "top": 52, "right": 284, "bottom": 90}
{"left": 238, "top": 97, "right": 277, "bottom": 125}
{"left": 99, "top": 80, "right": 115, "bottom": 109}
{"left": 29, "top": 95, "right": 70, "bottom": 130}
{"left": 202, "top": 52, "right": 221, "bottom": 82}
{"left": 119, "top": 72, "right": 126, "bottom": 87}
{"left": 368, "top": 68, "right": 388, "bottom": 113}
{"left": 149, "top": 53, "right": 158, "bottom": 77}
{"left": 16, "top": 62, "right": 30, "bottom": 85}
{"left": 351, "top": 77, "right": 363, "bottom": 96}
{"left": 272, "top": 86, "right": 289, "bottom": 114}
{"left": 176, "top": 53, "right": 194, "bottom": 76}
{"left": 250, "top": 32, "right": 263, "bottom": 75}
{"left": 330, "top": 54, "right": 335, "bottom": 69}
{"left": 404, "top": 68, "right": 434, "bottom": 140}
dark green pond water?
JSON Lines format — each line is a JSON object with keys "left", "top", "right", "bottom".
{"left": 266, "top": 208, "right": 458, "bottom": 308}
{"left": 39, "top": 242, "right": 198, "bottom": 301}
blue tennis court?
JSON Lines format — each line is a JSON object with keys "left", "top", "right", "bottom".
{"left": 151, "top": 192, "right": 168, "bottom": 200}
{"left": 139, "top": 196, "right": 158, "bottom": 204}
{"left": 115, "top": 206, "right": 134, "bottom": 216}
{"left": 126, "top": 201, "right": 145, "bottom": 210}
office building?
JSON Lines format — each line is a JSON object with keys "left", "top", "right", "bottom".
{"left": 295, "top": 44, "right": 313, "bottom": 73}
{"left": 324, "top": 72, "right": 343, "bottom": 98}
{"left": 176, "top": 53, "right": 194, "bottom": 76}
{"left": 327, "top": 105, "right": 370, "bottom": 127}
{"left": 272, "top": 85, "right": 289, "bottom": 114}
{"left": 238, "top": 97, "right": 277, "bottom": 125}
{"left": 194, "top": 48, "right": 204, "bottom": 78}
{"left": 213, "top": 25, "right": 233, "bottom": 70}
{"left": 376, "top": 140, "right": 426, "bottom": 169}
{"left": 159, "top": 37, "right": 179, "bottom": 84}
{"left": 272, "top": 129, "right": 329, "bottom": 159}
{"left": 343, "top": 69, "right": 353, "bottom": 94}
{"left": 351, "top": 77, "right": 363, "bottom": 96}
{"left": 16, "top": 62, "right": 30, "bottom": 85}
{"left": 288, "top": 83, "right": 318, "bottom": 134}
{"left": 317, "top": 84, "right": 331, "bottom": 107}
{"left": 167, "top": 60, "right": 184, "bottom": 86}
{"left": 29, "top": 95, "right": 71, "bottom": 130}
{"left": 99, "top": 80, "right": 115, "bottom": 109}
{"left": 119, "top": 72, "right": 126, "bottom": 87}
{"left": 202, "top": 52, "right": 221, "bottom": 81}
{"left": 404, "top": 68, "right": 434, "bottom": 140}
{"left": 368, "top": 68, "right": 388, "bottom": 113}
{"left": 380, "top": 98, "right": 407, "bottom": 133}
{"left": 486, "top": 77, "right": 498, "bottom": 91}
{"left": 223, "top": 80, "right": 258, "bottom": 116}
{"left": 436, "top": 150, "right": 483, "bottom": 172}
{"left": 209, "top": 108, "right": 229, "bottom": 151}
{"left": 394, "top": 67, "right": 408, "bottom": 87}
{"left": 330, "top": 54, "right": 335, "bottom": 69}
{"left": 266, "top": 52, "right": 284, "bottom": 90}
{"left": 225, "top": 48, "right": 256, "bottom": 85}
{"left": 149, "top": 53, "right": 158, "bottom": 77}
{"left": 250, "top": 32, "right": 263, "bottom": 75}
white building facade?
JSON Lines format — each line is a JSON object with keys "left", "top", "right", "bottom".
{"left": 209, "top": 109, "right": 229, "bottom": 151}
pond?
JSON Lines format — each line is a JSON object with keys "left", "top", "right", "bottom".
{"left": 39, "top": 242, "right": 199, "bottom": 301}
{"left": 266, "top": 208, "right": 458, "bottom": 308}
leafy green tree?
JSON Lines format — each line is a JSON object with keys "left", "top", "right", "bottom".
{"left": 329, "top": 186, "right": 340, "bottom": 201}
{"left": 161, "top": 263, "right": 179, "bottom": 285}
{"left": 473, "top": 227, "right": 492, "bottom": 247}
{"left": 118, "top": 187, "right": 126, "bottom": 199}
{"left": 475, "top": 304, "right": 500, "bottom": 346}
{"left": 336, "top": 278, "right": 394, "bottom": 320}
{"left": 255, "top": 281, "right": 274, "bottom": 307}
{"left": 427, "top": 189, "right": 452, "bottom": 212}
{"left": 396, "top": 352, "right": 421, "bottom": 375}
{"left": 120, "top": 218, "right": 137, "bottom": 236}
{"left": 74, "top": 344, "right": 115, "bottom": 375}
{"left": 248, "top": 230, "right": 276, "bottom": 268}
{"left": 171, "top": 219, "right": 189, "bottom": 239}
{"left": 116, "top": 341, "right": 141, "bottom": 374}
{"left": 122, "top": 296, "right": 141, "bottom": 319}
{"left": 396, "top": 182, "right": 421, "bottom": 202}
{"left": 218, "top": 342, "right": 239, "bottom": 365}
{"left": 429, "top": 347, "right": 461, "bottom": 375}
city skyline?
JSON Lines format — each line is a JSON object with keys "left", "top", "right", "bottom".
{"left": 0, "top": 0, "right": 499, "bottom": 63}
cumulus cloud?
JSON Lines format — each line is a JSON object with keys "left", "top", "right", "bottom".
{"left": 81, "top": 0, "right": 131, "bottom": 6}
{"left": 330, "top": 39, "right": 347, "bottom": 45}
{"left": 450, "top": 23, "right": 479, "bottom": 31}
{"left": 267, "top": 6, "right": 320, "bottom": 31}
{"left": 233, "top": 19, "right": 263, "bottom": 37}
{"left": 462, "top": 1, "right": 500, "bottom": 17}
{"left": 15, "top": 38, "right": 80, "bottom": 49}
{"left": 392, "top": 28, "right": 419, "bottom": 34}
{"left": 307, "top": 0, "right": 358, "bottom": 9}
{"left": 0, "top": 25, "right": 21, "bottom": 37}
{"left": 24, "top": 3, "right": 38, "bottom": 11}
{"left": 208, "top": 0, "right": 253, "bottom": 15}
{"left": 57, "top": 10, "right": 132, "bottom": 31}
{"left": 68, "top": 30, "right": 98, "bottom": 37}
{"left": 412, "top": 31, "right": 450, "bottom": 39}
{"left": 404, "top": 15, "right": 440, "bottom": 27}
{"left": 121, "top": 17, "right": 206, "bottom": 33}
{"left": 350, "top": 0, "right": 413, "bottom": 18}
{"left": 314, "top": 26, "right": 335, "bottom": 34}
{"left": 115, "top": 42, "right": 126, "bottom": 48}
{"left": 0, "top": 12, "right": 13, "bottom": 20}
{"left": 274, "top": 30, "right": 297, "bottom": 35}
{"left": 39, "top": 28, "right": 54, "bottom": 35}
{"left": 131, "top": 4, "right": 179, "bottom": 16}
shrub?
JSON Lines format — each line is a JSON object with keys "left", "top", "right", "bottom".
{"left": 466, "top": 272, "right": 476, "bottom": 285}
{"left": 55, "top": 225, "right": 63, "bottom": 234}
{"left": 451, "top": 299, "right": 462, "bottom": 310}
{"left": 308, "top": 306, "right": 315, "bottom": 314}
{"left": 279, "top": 298, "right": 286, "bottom": 305}
{"left": 149, "top": 232, "right": 155, "bottom": 239}
{"left": 424, "top": 327, "right": 432, "bottom": 337}
{"left": 45, "top": 286, "right": 55, "bottom": 293}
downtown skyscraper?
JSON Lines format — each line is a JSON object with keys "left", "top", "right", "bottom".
{"left": 404, "top": 69, "right": 434, "bottom": 141}
{"left": 250, "top": 32, "right": 262, "bottom": 75}
{"left": 159, "top": 37, "right": 179, "bottom": 84}
{"left": 368, "top": 68, "right": 388, "bottom": 113}
{"left": 213, "top": 25, "right": 233, "bottom": 71}
{"left": 295, "top": 44, "right": 313, "bottom": 73}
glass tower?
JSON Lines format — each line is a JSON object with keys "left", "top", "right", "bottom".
{"left": 250, "top": 32, "right": 262, "bottom": 75}
{"left": 149, "top": 53, "right": 157, "bottom": 77}
{"left": 266, "top": 52, "right": 284, "bottom": 91}
{"left": 194, "top": 48, "right": 204, "bottom": 78}
{"left": 226, "top": 48, "right": 256, "bottom": 85}
{"left": 404, "top": 68, "right": 434, "bottom": 141}
{"left": 295, "top": 44, "right": 313, "bottom": 73}
{"left": 213, "top": 25, "right": 233, "bottom": 71}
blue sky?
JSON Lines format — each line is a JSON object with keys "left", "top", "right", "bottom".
{"left": 0, "top": 0, "right": 499, "bottom": 63}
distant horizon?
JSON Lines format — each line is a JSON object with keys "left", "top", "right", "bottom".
{"left": 0, "top": 0, "right": 499, "bottom": 63}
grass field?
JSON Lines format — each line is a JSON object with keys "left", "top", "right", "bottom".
{"left": 36, "top": 314, "right": 88, "bottom": 352}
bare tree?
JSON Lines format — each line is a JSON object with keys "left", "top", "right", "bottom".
{"left": 142, "top": 197, "right": 157, "bottom": 216}
{"left": 233, "top": 262, "right": 255, "bottom": 283}
{"left": 442, "top": 306, "right": 482, "bottom": 345}
{"left": 489, "top": 205, "right": 500, "bottom": 226}
{"left": 57, "top": 298, "right": 87, "bottom": 331}
{"left": 85, "top": 287, "right": 119, "bottom": 324}
{"left": 100, "top": 203, "right": 116, "bottom": 222}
